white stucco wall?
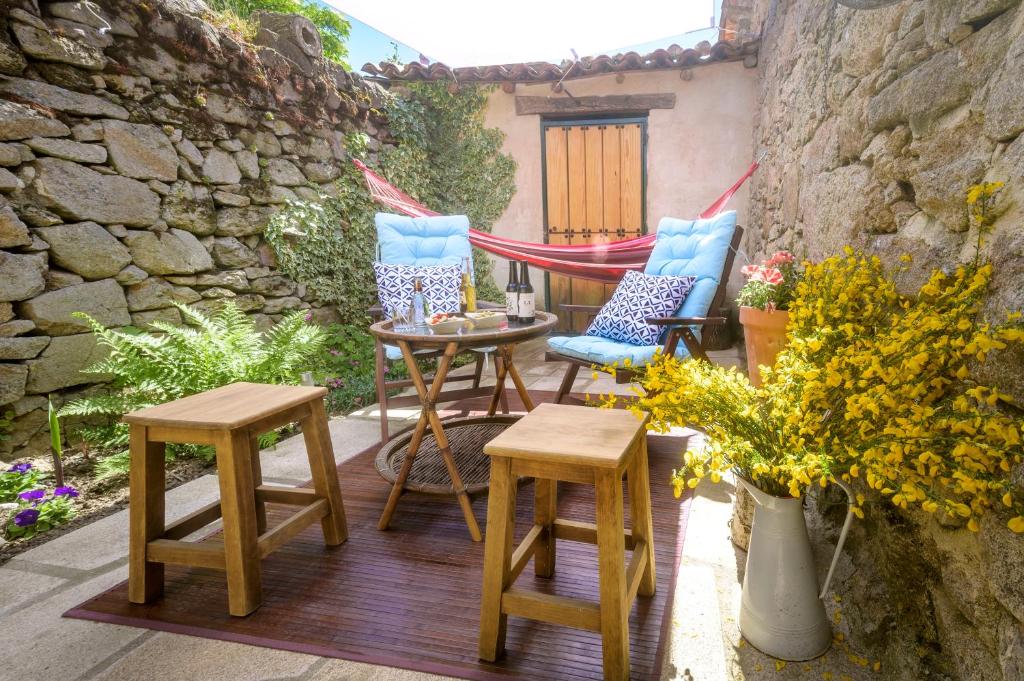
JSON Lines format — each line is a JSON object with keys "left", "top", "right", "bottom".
{"left": 481, "top": 60, "right": 759, "bottom": 305}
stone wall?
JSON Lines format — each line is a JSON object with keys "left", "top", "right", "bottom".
{"left": 739, "top": 0, "right": 1024, "bottom": 678}
{"left": 0, "top": 0, "right": 390, "bottom": 460}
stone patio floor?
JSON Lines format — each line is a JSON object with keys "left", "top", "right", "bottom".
{"left": 0, "top": 338, "right": 874, "bottom": 680}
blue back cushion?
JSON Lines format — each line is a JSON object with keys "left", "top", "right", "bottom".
{"left": 644, "top": 210, "right": 737, "bottom": 319}
{"left": 375, "top": 213, "right": 473, "bottom": 268}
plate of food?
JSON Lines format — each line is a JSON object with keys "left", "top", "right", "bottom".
{"left": 464, "top": 310, "right": 507, "bottom": 329}
{"left": 426, "top": 312, "right": 466, "bottom": 334}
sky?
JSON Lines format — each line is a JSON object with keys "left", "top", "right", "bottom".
{"left": 318, "top": 0, "right": 725, "bottom": 71}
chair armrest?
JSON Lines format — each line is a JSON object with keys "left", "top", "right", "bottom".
{"left": 368, "top": 303, "right": 384, "bottom": 321}
{"left": 645, "top": 316, "right": 727, "bottom": 327}
{"left": 559, "top": 304, "right": 604, "bottom": 314}
{"left": 477, "top": 300, "right": 504, "bottom": 310}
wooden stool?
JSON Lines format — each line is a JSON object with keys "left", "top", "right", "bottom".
{"left": 125, "top": 382, "right": 348, "bottom": 617}
{"left": 478, "top": 403, "right": 655, "bottom": 681}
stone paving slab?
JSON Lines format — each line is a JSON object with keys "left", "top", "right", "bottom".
{"left": 90, "top": 633, "right": 321, "bottom": 681}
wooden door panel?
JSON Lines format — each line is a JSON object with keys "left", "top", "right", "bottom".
{"left": 548, "top": 232, "right": 573, "bottom": 332}
{"left": 621, "top": 124, "right": 643, "bottom": 231}
{"left": 602, "top": 126, "right": 621, "bottom": 231}
{"left": 566, "top": 127, "right": 587, "bottom": 234}
{"left": 544, "top": 120, "right": 645, "bottom": 333}
{"left": 544, "top": 127, "right": 569, "bottom": 234}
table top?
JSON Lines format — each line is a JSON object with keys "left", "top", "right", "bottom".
{"left": 123, "top": 382, "right": 327, "bottom": 430}
{"left": 369, "top": 310, "right": 558, "bottom": 350}
{"left": 483, "top": 403, "right": 650, "bottom": 469}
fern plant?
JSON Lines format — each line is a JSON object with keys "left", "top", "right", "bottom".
{"left": 60, "top": 303, "right": 326, "bottom": 476}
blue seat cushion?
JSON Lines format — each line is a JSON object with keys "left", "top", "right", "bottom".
{"left": 375, "top": 212, "right": 473, "bottom": 267}
{"left": 547, "top": 334, "right": 693, "bottom": 367}
{"left": 644, "top": 210, "right": 737, "bottom": 320}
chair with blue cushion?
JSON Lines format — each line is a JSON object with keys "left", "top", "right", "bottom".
{"left": 544, "top": 211, "right": 742, "bottom": 403}
{"left": 372, "top": 213, "right": 506, "bottom": 441}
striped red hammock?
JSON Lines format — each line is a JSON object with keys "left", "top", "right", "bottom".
{"left": 354, "top": 158, "right": 758, "bottom": 283}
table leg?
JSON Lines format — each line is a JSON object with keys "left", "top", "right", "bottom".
{"left": 500, "top": 344, "right": 535, "bottom": 412}
{"left": 128, "top": 424, "right": 165, "bottom": 604}
{"left": 382, "top": 341, "right": 482, "bottom": 541}
{"left": 378, "top": 409, "right": 428, "bottom": 530}
{"left": 486, "top": 351, "right": 510, "bottom": 417}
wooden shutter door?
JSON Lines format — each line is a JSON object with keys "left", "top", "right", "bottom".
{"left": 543, "top": 121, "right": 645, "bottom": 332}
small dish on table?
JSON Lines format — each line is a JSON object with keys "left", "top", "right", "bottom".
{"left": 464, "top": 310, "right": 507, "bottom": 329}
{"left": 426, "top": 313, "right": 466, "bottom": 334}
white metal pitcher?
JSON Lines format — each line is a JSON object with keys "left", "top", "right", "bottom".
{"left": 737, "top": 477, "right": 855, "bottom": 661}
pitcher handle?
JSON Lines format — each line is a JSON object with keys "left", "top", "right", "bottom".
{"left": 819, "top": 478, "right": 855, "bottom": 600}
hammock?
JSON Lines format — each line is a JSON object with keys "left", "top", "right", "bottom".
{"left": 354, "top": 158, "right": 758, "bottom": 283}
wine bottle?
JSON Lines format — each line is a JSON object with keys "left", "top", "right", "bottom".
{"left": 505, "top": 262, "right": 519, "bottom": 322}
{"left": 517, "top": 261, "right": 535, "bottom": 325}
{"left": 460, "top": 256, "right": 477, "bottom": 313}
{"left": 409, "top": 276, "right": 428, "bottom": 330}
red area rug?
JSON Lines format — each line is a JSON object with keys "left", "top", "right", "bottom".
{"left": 66, "top": 391, "right": 693, "bottom": 680}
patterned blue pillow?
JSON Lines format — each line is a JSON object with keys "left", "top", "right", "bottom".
{"left": 586, "top": 270, "right": 696, "bottom": 346}
{"left": 374, "top": 262, "right": 461, "bottom": 315}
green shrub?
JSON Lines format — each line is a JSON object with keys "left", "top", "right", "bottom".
{"left": 59, "top": 302, "right": 326, "bottom": 476}
{"left": 311, "top": 322, "right": 407, "bottom": 414}
{"left": 265, "top": 83, "right": 517, "bottom": 309}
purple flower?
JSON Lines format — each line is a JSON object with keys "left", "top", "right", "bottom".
{"left": 18, "top": 488, "right": 45, "bottom": 502}
{"left": 13, "top": 508, "right": 39, "bottom": 527}
{"left": 303, "top": 311, "right": 313, "bottom": 322}
{"left": 329, "top": 349, "right": 340, "bottom": 356}
{"left": 6, "top": 463, "right": 32, "bottom": 474}
{"left": 54, "top": 486, "right": 79, "bottom": 498}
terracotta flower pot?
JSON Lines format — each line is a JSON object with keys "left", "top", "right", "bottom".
{"left": 739, "top": 306, "right": 790, "bottom": 387}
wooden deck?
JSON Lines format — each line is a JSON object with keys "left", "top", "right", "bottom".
{"left": 67, "top": 391, "right": 694, "bottom": 681}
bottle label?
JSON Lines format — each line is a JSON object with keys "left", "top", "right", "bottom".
{"left": 506, "top": 291, "right": 518, "bottom": 317}
{"left": 517, "top": 293, "right": 535, "bottom": 319}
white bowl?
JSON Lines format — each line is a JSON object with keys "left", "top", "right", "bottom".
{"left": 427, "top": 317, "right": 466, "bottom": 334}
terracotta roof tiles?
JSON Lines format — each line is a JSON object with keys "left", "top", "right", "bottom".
{"left": 362, "top": 39, "right": 758, "bottom": 83}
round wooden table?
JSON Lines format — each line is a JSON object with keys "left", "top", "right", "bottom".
{"left": 369, "top": 311, "right": 557, "bottom": 541}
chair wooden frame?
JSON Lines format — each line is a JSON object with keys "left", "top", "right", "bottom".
{"left": 544, "top": 226, "right": 744, "bottom": 403}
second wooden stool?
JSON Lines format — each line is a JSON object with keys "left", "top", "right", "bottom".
{"left": 125, "top": 382, "right": 348, "bottom": 616}
{"left": 478, "top": 403, "right": 656, "bottom": 681}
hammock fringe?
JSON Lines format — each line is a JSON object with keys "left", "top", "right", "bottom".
{"left": 354, "top": 158, "right": 757, "bottom": 283}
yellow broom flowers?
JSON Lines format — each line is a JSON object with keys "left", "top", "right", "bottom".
{"left": 605, "top": 220, "right": 1024, "bottom": 535}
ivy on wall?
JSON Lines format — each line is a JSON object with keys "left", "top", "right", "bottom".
{"left": 380, "top": 83, "right": 517, "bottom": 302}
{"left": 267, "top": 83, "right": 517, "bottom": 317}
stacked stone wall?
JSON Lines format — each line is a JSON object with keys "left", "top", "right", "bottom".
{"left": 741, "top": 1, "right": 1024, "bottom": 678}
{"left": 0, "top": 0, "right": 390, "bottom": 460}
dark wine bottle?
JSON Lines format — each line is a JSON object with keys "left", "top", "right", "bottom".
{"left": 505, "top": 262, "right": 519, "bottom": 322}
{"left": 517, "top": 261, "right": 535, "bottom": 325}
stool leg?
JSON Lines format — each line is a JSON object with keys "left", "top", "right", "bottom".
{"left": 479, "top": 456, "right": 517, "bottom": 662}
{"left": 534, "top": 478, "right": 557, "bottom": 577}
{"left": 627, "top": 436, "right": 656, "bottom": 597}
{"left": 302, "top": 399, "right": 348, "bottom": 545}
{"left": 595, "top": 469, "right": 630, "bottom": 681}
{"left": 128, "top": 425, "right": 165, "bottom": 604}
{"left": 216, "top": 429, "right": 262, "bottom": 616}
{"left": 249, "top": 432, "right": 267, "bottom": 535}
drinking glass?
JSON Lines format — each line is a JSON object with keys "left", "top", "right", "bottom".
{"left": 389, "top": 303, "right": 414, "bottom": 333}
